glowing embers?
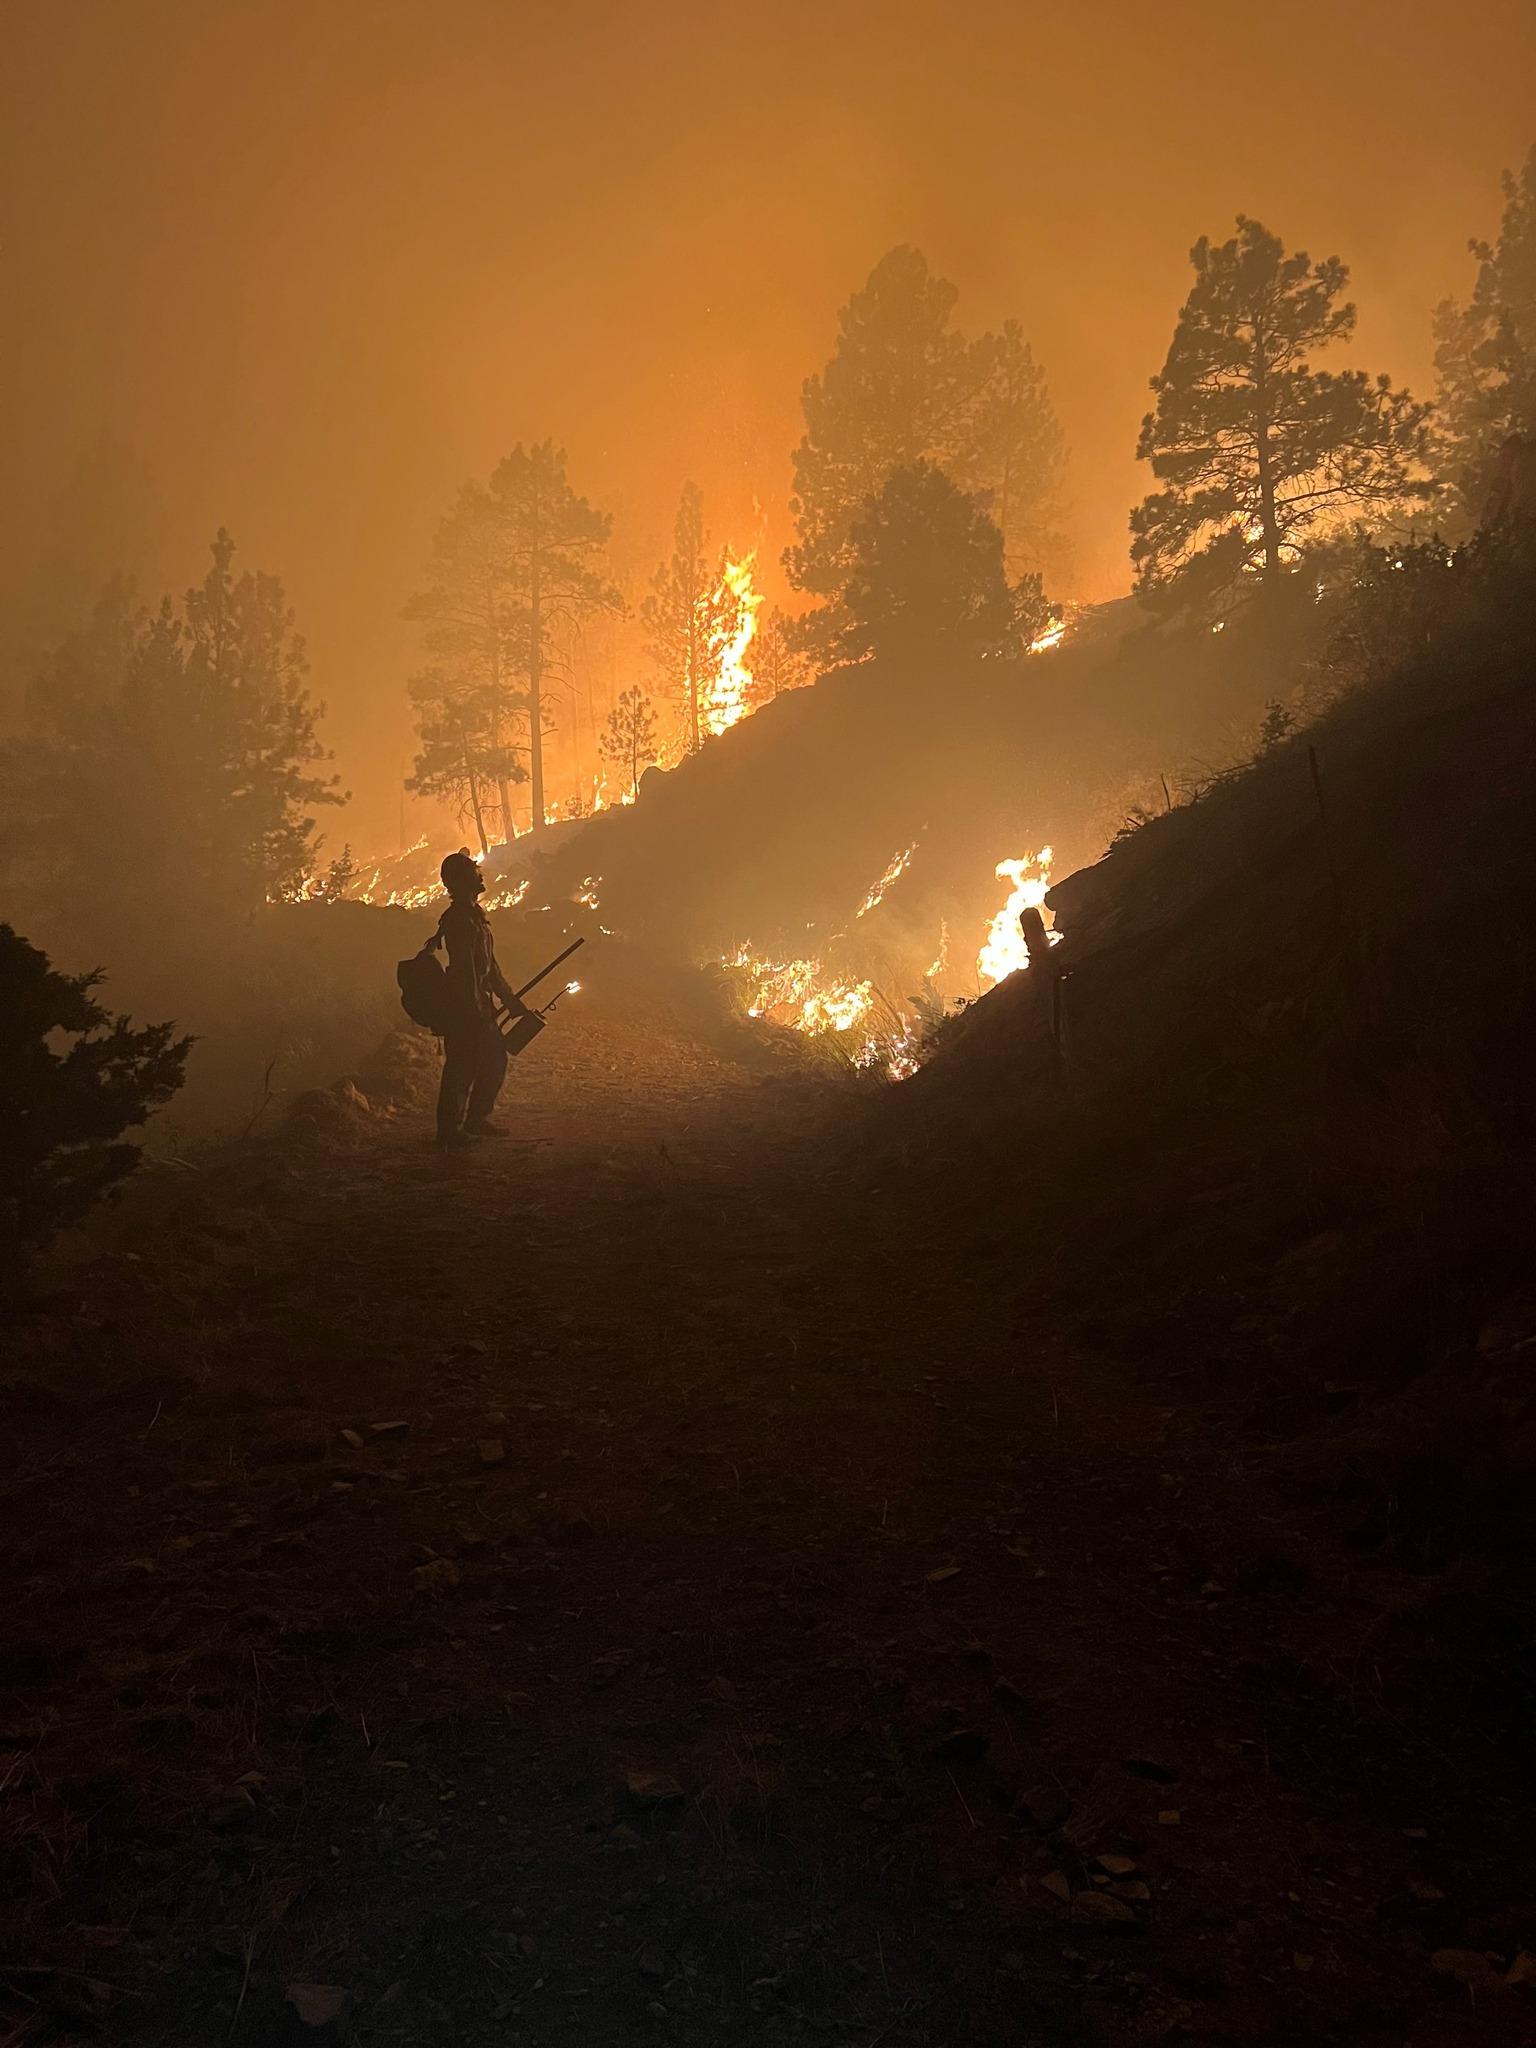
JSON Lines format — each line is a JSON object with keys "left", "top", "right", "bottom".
{"left": 703, "top": 552, "right": 764, "bottom": 740}
{"left": 976, "top": 848, "right": 1054, "bottom": 986}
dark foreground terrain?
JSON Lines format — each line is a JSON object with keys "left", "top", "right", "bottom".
{"left": 4, "top": 952, "right": 1532, "bottom": 2048}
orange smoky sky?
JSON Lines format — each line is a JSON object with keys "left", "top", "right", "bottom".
{"left": 3, "top": 0, "right": 1533, "bottom": 849}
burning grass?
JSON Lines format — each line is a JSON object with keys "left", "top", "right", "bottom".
{"left": 720, "top": 842, "right": 1060, "bottom": 1081}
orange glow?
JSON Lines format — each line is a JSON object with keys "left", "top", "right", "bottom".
{"left": 704, "top": 554, "right": 764, "bottom": 739}
{"left": 977, "top": 849, "right": 1054, "bottom": 985}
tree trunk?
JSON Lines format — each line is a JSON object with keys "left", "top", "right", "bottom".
{"left": 464, "top": 746, "right": 490, "bottom": 859}
{"left": 1254, "top": 426, "right": 1282, "bottom": 578}
{"left": 686, "top": 599, "right": 700, "bottom": 754}
{"left": 1251, "top": 319, "right": 1283, "bottom": 579}
{"left": 488, "top": 593, "right": 512, "bottom": 842}
{"left": 528, "top": 490, "right": 545, "bottom": 833}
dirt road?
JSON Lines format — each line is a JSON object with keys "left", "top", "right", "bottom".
{"left": 3, "top": 960, "right": 1527, "bottom": 2045}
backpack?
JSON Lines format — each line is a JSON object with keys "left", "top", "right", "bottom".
{"left": 396, "top": 921, "right": 452, "bottom": 1034}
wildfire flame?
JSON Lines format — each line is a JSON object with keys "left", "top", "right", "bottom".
{"left": 722, "top": 840, "right": 949, "bottom": 1079}
{"left": 856, "top": 844, "right": 916, "bottom": 918}
{"left": 483, "top": 878, "right": 530, "bottom": 911}
{"left": 977, "top": 848, "right": 1054, "bottom": 986}
{"left": 724, "top": 942, "right": 875, "bottom": 1033}
{"left": 286, "top": 843, "right": 531, "bottom": 912}
{"left": 704, "top": 553, "right": 763, "bottom": 739}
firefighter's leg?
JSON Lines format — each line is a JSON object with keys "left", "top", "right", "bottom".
{"left": 466, "top": 1018, "right": 509, "bottom": 1126}
{"left": 437, "top": 1026, "right": 477, "bottom": 1139}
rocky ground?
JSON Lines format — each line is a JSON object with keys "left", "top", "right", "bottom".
{"left": 3, "top": 953, "right": 1532, "bottom": 2047}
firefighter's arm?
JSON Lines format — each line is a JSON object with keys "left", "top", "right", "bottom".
{"left": 486, "top": 937, "right": 527, "bottom": 1015}
{"left": 491, "top": 967, "right": 530, "bottom": 1017}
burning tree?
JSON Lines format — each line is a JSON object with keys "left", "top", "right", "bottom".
{"left": 640, "top": 483, "right": 750, "bottom": 754}
{"left": 1132, "top": 218, "right": 1432, "bottom": 614}
{"left": 785, "top": 247, "right": 1065, "bottom": 653}
{"left": 599, "top": 686, "right": 659, "bottom": 799}
{"left": 1433, "top": 145, "right": 1536, "bottom": 523}
{"left": 835, "top": 462, "right": 1051, "bottom": 666}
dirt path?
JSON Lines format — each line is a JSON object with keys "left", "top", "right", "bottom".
{"left": 3, "top": 968, "right": 1528, "bottom": 2046}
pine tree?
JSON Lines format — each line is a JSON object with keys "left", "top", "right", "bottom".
{"left": 405, "top": 448, "right": 619, "bottom": 838}
{"left": 785, "top": 248, "right": 988, "bottom": 652}
{"left": 639, "top": 483, "right": 743, "bottom": 754}
{"left": 489, "top": 442, "right": 620, "bottom": 833}
{"left": 969, "top": 319, "right": 1068, "bottom": 579}
{"left": 599, "top": 686, "right": 659, "bottom": 799}
{"left": 402, "top": 484, "right": 526, "bottom": 843}
{"left": 785, "top": 249, "right": 1065, "bottom": 655}
{"left": 747, "top": 608, "right": 813, "bottom": 705}
{"left": 835, "top": 462, "right": 1050, "bottom": 666}
{"left": 313, "top": 844, "right": 359, "bottom": 903}
{"left": 1132, "top": 217, "right": 1432, "bottom": 612}
{"left": 404, "top": 667, "right": 522, "bottom": 857}
{"left": 1433, "top": 146, "right": 1536, "bottom": 521}
{"left": 0, "top": 532, "right": 341, "bottom": 939}
{"left": 181, "top": 530, "right": 341, "bottom": 902}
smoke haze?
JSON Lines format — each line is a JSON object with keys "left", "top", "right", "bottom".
{"left": 4, "top": 0, "right": 1533, "bottom": 845}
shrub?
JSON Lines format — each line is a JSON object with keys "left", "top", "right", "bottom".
{"left": 0, "top": 925, "right": 190, "bottom": 1260}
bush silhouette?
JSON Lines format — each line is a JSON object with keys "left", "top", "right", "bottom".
{"left": 1, "top": 924, "right": 190, "bottom": 1259}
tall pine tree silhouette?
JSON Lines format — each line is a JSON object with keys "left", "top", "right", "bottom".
{"left": 1133, "top": 217, "right": 1431, "bottom": 613}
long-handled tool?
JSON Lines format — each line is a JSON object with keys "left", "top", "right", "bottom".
{"left": 497, "top": 936, "right": 586, "bottom": 1056}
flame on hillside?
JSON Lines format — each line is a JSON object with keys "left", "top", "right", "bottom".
{"left": 725, "top": 940, "right": 878, "bottom": 1039}
{"left": 482, "top": 880, "right": 531, "bottom": 910}
{"left": 286, "top": 839, "right": 531, "bottom": 911}
{"left": 704, "top": 553, "right": 764, "bottom": 739}
{"left": 977, "top": 849, "right": 1054, "bottom": 985}
{"left": 856, "top": 844, "right": 916, "bottom": 917}
{"left": 722, "top": 844, "right": 925, "bottom": 1078}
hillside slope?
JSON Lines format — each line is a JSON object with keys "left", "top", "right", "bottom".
{"left": 883, "top": 535, "right": 1536, "bottom": 1552}
{"left": 538, "top": 601, "right": 1309, "bottom": 979}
